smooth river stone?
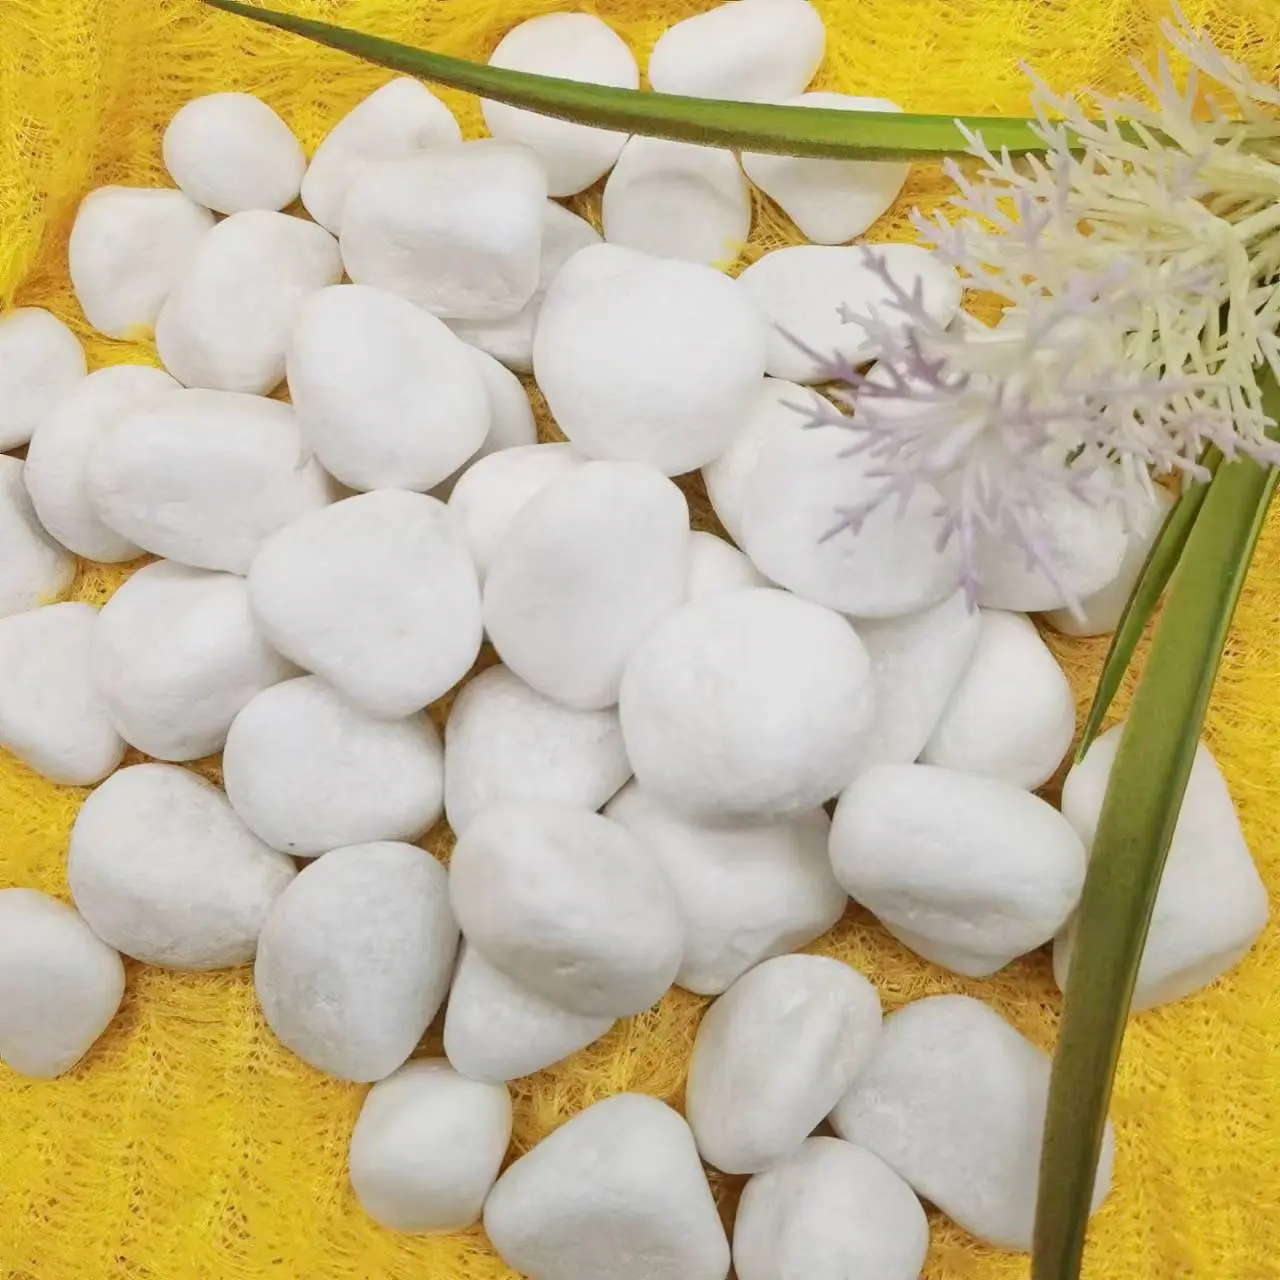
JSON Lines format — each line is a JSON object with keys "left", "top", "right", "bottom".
{"left": 619, "top": 588, "right": 874, "bottom": 822}
{"left": 484, "top": 1093, "right": 730, "bottom": 1280}
{"left": 0, "top": 308, "right": 86, "bottom": 452}
{"left": 449, "top": 801, "right": 685, "bottom": 1018}
{"left": 830, "top": 994, "right": 1115, "bottom": 1250}
{"left": 255, "top": 842, "right": 458, "bottom": 1082}
{"left": 222, "top": 677, "right": 444, "bottom": 858}
{"left": 67, "top": 763, "right": 297, "bottom": 970}
{"left": 830, "top": 763, "right": 1087, "bottom": 977}
{"left": 684, "top": 530, "right": 769, "bottom": 598}
{"left": 686, "top": 953, "right": 882, "bottom": 1174}
{"left": 0, "top": 456, "right": 74, "bottom": 619}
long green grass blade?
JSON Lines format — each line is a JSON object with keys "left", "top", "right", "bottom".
{"left": 202, "top": 0, "right": 1044, "bottom": 159}
{"left": 1076, "top": 452, "right": 1222, "bottom": 759}
{"left": 1034, "top": 369, "right": 1280, "bottom": 1280}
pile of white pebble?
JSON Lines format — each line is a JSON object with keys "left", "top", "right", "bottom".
{"left": 0, "top": 2, "right": 1270, "bottom": 1277}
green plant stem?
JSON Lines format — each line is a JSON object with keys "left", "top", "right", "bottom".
{"left": 202, "top": 0, "right": 1044, "bottom": 159}
{"left": 1034, "top": 369, "right": 1280, "bottom": 1280}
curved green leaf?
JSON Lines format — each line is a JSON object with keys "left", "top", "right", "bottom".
{"left": 202, "top": 0, "right": 1044, "bottom": 159}
{"left": 1035, "top": 370, "right": 1280, "bottom": 1280}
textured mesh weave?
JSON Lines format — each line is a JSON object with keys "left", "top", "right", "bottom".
{"left": 1, "top": 1, "right": 1279, "bottom": 1277}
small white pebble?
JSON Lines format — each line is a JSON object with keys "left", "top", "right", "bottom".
{"left": 93, "top": 560, "right": 295, "bottom": 762}
{"left": 484, "top": 461, "right": 689, "bottom": 709}
{"left": 444, "top": 942, "right": 614, "bottom": 1084}
{"left": 484, "top": 1093, "right": 730, "bottom": 1280}
{"left": 741, "top": 94, "right": 909, "bottom": 244}
{"left": 0, "top": 603, "right": 123, "bottom": 786}
{"left": 443, "top": 345, "right": 539, "bottom": 493}
{"left": 684, "top": 530, "right": 769, "bottom": 598}
{"left": 620, "top": 588, "right": 874, "bottom": 822}
{"left": 921, "top": 610, "right": 1075, "bottom": 790}
{"left": 248, "top": 491, "right": 482, "bottom": 719}
{"left": 0, "top": 308, "right": 86, "bottom": 452}
{"left": 602, "top": 136, "right": 751, "bottom": 265}
{"left": 534, "top": 253, "right": 768, "bottom": 473}
{"left": 737, "top": 243, "right": 962, "bottom": 382}
{"left": 301, "top": 79, "right": 462, "bottom": 234}
{"left": 287, "top": 283, "right": 491, "bottom": 493}
{"left": 86, "top": 389, "right": 335, "bottom": 574}
{"left": 255, "top": 842, "right": 458, "bottom": 1082}
{"left": 341, "top": 141, "right": 547, "bottom": 320}
{"left": 0, "top": 889, "right": 126, "bottom": 1079}
{"left": 686, "top": 954, "right": 881, "bottom": 1174}
{"left": 25, "top": 364, "right": 180, "bottom": 562}
{"left": 483, "top": 14, "right": 639, "bottom": 197}
{"left": 830, "top": 763, "right": 1087, "bottom": 977}
{"left": 69, "top": 187, "right": 215, "bottom": 338}
{"left": 222, "top": 676, "right": 444, "bottom": 858}
{"left": 449, "top": 801, "right": 685, "bottom": 1018}
{"left": 163, "top": 93, "right": 306, "bottom": 214}
{"left": 648, "top": 0, "right": 825, "bottom": 102}
{"left": 830, "top": 994, "right": 1115, "bottom": 1250}
{"left": 734, "top": 1137, "right": 929, "bottom": 1280}
{"left": 606, "top": 783, "right": 844, "bottom": 995}
{"left": 67, "top": 762, "right": 297, "bottom": 969}
{"left": 349, "top": 1059, "right": 512, "bottom": 1232}
{"left": 0, "top": 456, "right": 74, "bottom": 620}
{"left": 444, "top": 664, "right": 631, "bottom": 837}
{"left": 155, "top": 210, "right": 342, "bottom": 394}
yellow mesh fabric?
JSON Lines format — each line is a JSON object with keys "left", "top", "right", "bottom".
{"left": 1, "top": 1, "right": 1278, "bottom": 1276}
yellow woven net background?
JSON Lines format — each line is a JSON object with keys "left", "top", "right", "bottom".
{"left": 1, "top": 0, "right": 1279, "bottom": 1276}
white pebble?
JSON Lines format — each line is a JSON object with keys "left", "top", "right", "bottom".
{"left": 484, "top": 1093, "right": 730, "bottom": 1280}
{"left": 686, "top": 954, "right": 881, "bottom": 1173}
{"left": 25, "top": 365, "right": 179, "bottom": 562}
{"left": 447, "top": 442, "right": 585, "bottom": 583}
{"left": 287, "top": 283, "right": 490, "bottom": 492}
{"left": 341, "top": 141, "right": 547, "bottom": 320}
{"left": 606, "top": 783, "right": 844, "bottom": 995}
{"left": 534, "top": 254, "right": 769, "bottom": 473}
{"left": 0, "top": 603, "right": 123, "bottom": 785}
{"left": 620, "top": 589, "right": 874, "bottom": 822}
{"left": 349, "top": 1059, "right": 511, "bottom": 1231}
{"left": 483, "top": 14, "right": 638, "bottom": 196}
{"left": 1056, "top": 726, "right": 1269, "bottom": 1009}
{"left": 0, "top": 456, "right": 74, "bottom": 619}
{"left": 155, "top": 210, "right": 341, "bottom": 394}
{"left": 850, "top": 590, "right": 981, "bottom": 769}
{"left": 737, "top": 243, "right": 962, "bottom": 382}
{"left": 248, "top": 491, "right": 481, "bottom": 718}
{"left": 443, "top": 943, "right": 614, "bottom": 1083}
{"left": 449, "top": 801, "right": 684, "bottom": 1017}
{"left": 449, "top": 201, "right": 601, "bottom": 374}
{"left": 69, "top": 187, "right": 215, "bottom": 339}
{"left": 0, "top": 308, "right": 86, "bottom": 452}
{"left": 93, "top": 560, "right": 294, "bottom": 761}
{"left": 684, "top": 530, "right": 769, "bottom": 598}
{"left": 0, "top": 889, "right": 125, "bottom": 1078}
{"left": 734, "top": 1137, "right": 929, "bottom": 1280}
{"left": 445, "top": 664, "right": 630, "bottom": 837}
{"left": 67, "top": 763, "right": 296, "bottom": 969}
{"left": 602, "top": 136, "right": 751, "bottom": 265}
{"left": 540, "top": 241, "right": 651, "bottom": 301}
{"left": 921, "top": 610, "right": 1074, "bottom": 789}
{"left": 484, "top": 461, "right": 689, "bottom": 710}
{"left": 163, "top": 93, "right": 305, "bottom": 214}
{"left": 255, "top": 842, "right": 457, "bottom": 1081}
{"left": 301, "top": 79, "right": 462, "bottom": 234}
{"left": 86, "top": 389, "right": 335, "bottom": 574}
{"left": 830, "top": 763, "right": 1087, "bottom": 976}
{"left": 741, "top": 94, "right": 909, "bottom": 243}
{"left": 648, "top": 0, "right": 825, "bottom": 102}
{"left": 742, "top": 423, "right": 961, "bottom": 617}
{"left": 1043, "top": 486, "right": 1175, "bottom": 636}
{"left": 830, "top": 994, "right": 1115, "bottom": 1250}
{"left": 701, "top": 377, "right": 828, "bottom": 545}
{"left": 223, "top": 677, "right": 444, "bottom": 857}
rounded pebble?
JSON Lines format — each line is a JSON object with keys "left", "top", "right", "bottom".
{"left": 0, "top": 308, "right": 86, "bottom": 452}
{"left": 684, "top": 530, "right": 769, "bottom": 598}
{"left": 0, "top": 456, "right": 75, "bottom": 619}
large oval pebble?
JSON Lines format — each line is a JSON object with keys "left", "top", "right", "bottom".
{"left": 0, "top": 456, "right": 74, "bottom": 620}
